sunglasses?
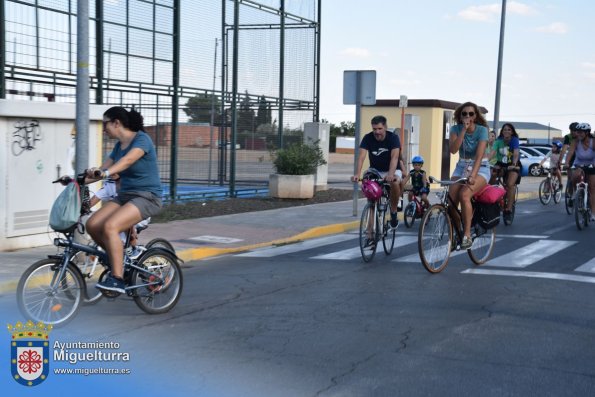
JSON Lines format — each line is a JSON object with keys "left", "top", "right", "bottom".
{"left": 461, "top": 111, "right": 475, "bottom": 117}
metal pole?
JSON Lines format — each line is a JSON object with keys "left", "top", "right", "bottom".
{"left": 75, "top": 0, "right": 90, "bottom": 174}
{"left": 493, "top": 0, "right": 507, "bottom": 130}
{"left": 169, "top": 0, "right": 180, "bottom": 201}
{"left": 230, "top": 0, "right": 240, "bottom": 196}
{"left": 0, "top": 0, "right": 6, "bottom": 99}
{"left": 314, "top": 0, "right": 321, "bottom": 122}
{"left": 219, "top": 1, "right": 227, "bottom": 186}
{"left": 95, "top": 0, "right": 103, "bottom": 104}
{"left": 352, "top": 72, "right": 361, "bottom": 217}
{"left": 278, "top": 0, "right": 285, "bottom": 148}
{"left": 208, "top": 38, "right": 218, "bottom": 185}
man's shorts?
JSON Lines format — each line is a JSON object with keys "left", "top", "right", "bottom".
{"left": 378, "top": 169, "right": 403, "bottom": 180}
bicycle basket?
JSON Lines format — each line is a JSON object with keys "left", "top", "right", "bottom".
{"left": 361, "top": 179, "right": 382, "bottom": 200}
{"left": 473, "top": 202, "right": 500, "bottom": 230}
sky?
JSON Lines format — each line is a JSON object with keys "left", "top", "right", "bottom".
{"left": 319, "top": 0, "right": 595, "bottom": 132}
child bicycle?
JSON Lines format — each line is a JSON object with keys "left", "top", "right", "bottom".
{"left": 358, "top": 169, "right": 397, "bottom": 262}
{"left": 417, "top": 176, "right": 501, "bottom": 273}
{"left": 403, "top": 188, "right": 428, "bottom": 228}
{"left": 538, "top": 167, "right": 562, "bottom": 205}
{"left": 16, "top": 172, "right": 184, "bottom": 326}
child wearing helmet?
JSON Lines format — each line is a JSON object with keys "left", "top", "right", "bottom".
{"left": 402, "top": 156, "right": 430, "bottom": 209}
{"left": 539, "top": 140, "right": 563, "bottom": 188}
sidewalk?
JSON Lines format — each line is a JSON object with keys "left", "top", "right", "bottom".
{"left": 0, "top": 178, "right": 541, "bottom": 293}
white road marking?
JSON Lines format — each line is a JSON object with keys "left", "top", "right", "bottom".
{"left": 487, "top": 240, "right": 576, "bottom": 268}
{"left": 188, "top": 235, "right": 243, "bottom": 244}
{"left": 394, "top": 238, "right": 501, "bottom": 263}
{"left": 236, "top": 234, "right": 355, "bottom": 257}
{"left": 574, "top": 257, "right": 595, "bottom": 273}
{"left": 463, "top": 268, "right": 595, "bottom": 284}
{"left": 312, "top": 235, "right": 418, "bottom": 260}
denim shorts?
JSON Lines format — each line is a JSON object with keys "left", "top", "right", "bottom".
{"left": 110, "top": 191, "right": 162, "bottom": 219}
{"left": 378, "top": 169, "right": 403, "bottom": 180}
{"left": 452, "top": 159, "right": 491, "bottom": 183}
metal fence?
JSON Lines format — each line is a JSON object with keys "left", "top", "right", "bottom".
{"left": 0, "top": 0, "right": 321, "bottom": 201}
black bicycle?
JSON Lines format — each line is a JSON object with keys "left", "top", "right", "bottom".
{"left": 17, "top": 172, "right": 183, "bottom": 326}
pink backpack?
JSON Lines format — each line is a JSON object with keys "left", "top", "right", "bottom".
{"left": 474, "top": 185, "right": 506, "bottom": 204}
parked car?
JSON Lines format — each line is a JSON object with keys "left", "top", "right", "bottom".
{"left": 519, "top": 152, "right": 544, "bottom": 177}
{"left": 521, "top": 145, "right": 551, "bottom": 156}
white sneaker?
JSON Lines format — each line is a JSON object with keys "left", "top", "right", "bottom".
{"left": 130, "top": 246, "right": 146, "bottom": 259}
{"left": 590, "top": 215, "right": 595, "bottom": 223}
{"left": 460, "top": 236, "right": 473, "bottom": 250}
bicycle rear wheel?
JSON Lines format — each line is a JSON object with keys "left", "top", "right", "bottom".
{"left": 381, "top": 206, "right": 396, "bottom": 255}
{"left": 359, "top": 202, "right": 378, "bottom": 262}
{"left": 17, "top": 258, "right": 84, "bottom": 326}
{"left": 71, "top": 251, "right": 104, "bottom": 305}
{"left": 575, "top": 188, "right": 587, "bottom": 230}
{"left": 131, "top": 248, "right": 183, "bottom": 314}
{"left": 404, "top": 201, "right": 416, "bottom": 228}
{"left": 538, "top": 179, "right": 552, "bottom": 205}
{"left": 468, "top": 224, "right": 496, "bottom": 265}
{"left": 418, "top": 204, "right": 452, "bottom": 273}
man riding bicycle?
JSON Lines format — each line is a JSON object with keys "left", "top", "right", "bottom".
{"left": 561, "top": 122, "right": 579, "bottom": 205}
{"left": 352, "top": 115, "right": 403, "bottom": 229}
{"left": 492, "top": 123, "right": 521, "bottom": 222}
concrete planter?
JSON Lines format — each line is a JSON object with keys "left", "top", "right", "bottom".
{"left": 269, "top": 174, "right": 314, "bottom": 199}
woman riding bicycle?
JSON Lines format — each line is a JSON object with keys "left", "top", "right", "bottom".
{"left": 564, "top": 122, "right": 595, "bottom": 222}
{"left": 448, "top": 102, "right": 490, "bottom": 249}
{"left": 86, "top": 107, "right": 163, "bottom": 294}
{"left": 491, "top": 123, "right": 521, "bottom": 222}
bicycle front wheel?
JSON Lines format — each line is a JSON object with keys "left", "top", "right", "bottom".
{"left": 468, "top": 224, "right": 496, "bottom": 265}
{"left": 381, "top": 206, "right": 396, "bottom": 255}
{"left": 538, "top": 179, "right": 552, "bottom": 205}
{"left": 17, "top": 258, "right": 84, "bottom": 326}
{"left": 565, "top": 186, "right": 574, "bottom": 215}
{"left": 575, "top": 188, "right": 587, "bottom": 230}
{"left": 553, "top": 180, "right": 562, "bottom": 203}
{"left": 131, "top": 248, "right": 183, "bottom": 314}
{"left": 404, "top": 202, "right": 416, "bottom": 228}
{"left": 145, "top": 238, "right": 175, "bottom": 252}
{"left": 359, "top": 202, "right": 378, "bottom": 262}
{"left": 418, "top": 204, "right": 452, "bottom": 273}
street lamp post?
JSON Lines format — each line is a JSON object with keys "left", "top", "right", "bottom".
{"left": 493, "top": 0, "right": 507, "bottom": 131}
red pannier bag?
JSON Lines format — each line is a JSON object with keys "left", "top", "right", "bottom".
{"left": 473, "top": 185, "right": 506, "bottom": 204}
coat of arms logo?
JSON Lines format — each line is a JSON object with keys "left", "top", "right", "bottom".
{"left": 8, "top": 320, "right": 52, "bottom": 386}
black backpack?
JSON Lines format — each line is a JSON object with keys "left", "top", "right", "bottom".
{"left": 473, "top": 202, "right": 500, "bottom": 230}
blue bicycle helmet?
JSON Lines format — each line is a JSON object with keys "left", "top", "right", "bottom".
{"left": 552, "top": 140, "right": 562, "bottom": 149}
{"left": 412, "top": 155, "right": 424, "bottom": 164}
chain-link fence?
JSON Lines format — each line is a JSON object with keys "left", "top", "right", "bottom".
{"left": 1, "top": 0, "right": 320, "bottom": 201}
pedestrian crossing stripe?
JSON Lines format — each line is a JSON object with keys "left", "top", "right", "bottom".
{"left": 486, "top": 240, "right": 576, "bottom": 268}
{"left": 233, "top": 233, "right": 593, "bottom": 274}
{"left": 463, "top": 269, "right": 595, "bottom": 284}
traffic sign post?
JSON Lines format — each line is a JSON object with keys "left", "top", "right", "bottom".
{"left": 343, "top": 70, "right": 376, "bottom": 216}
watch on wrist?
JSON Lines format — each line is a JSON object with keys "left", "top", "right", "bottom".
{"left": 103, "top": 169, "right": 110, "bottom": 179}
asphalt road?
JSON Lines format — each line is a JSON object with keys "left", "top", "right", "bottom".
{"left": 3, "top": 198, "right": 595, "bottom": 396}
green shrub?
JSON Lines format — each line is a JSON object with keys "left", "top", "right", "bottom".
{"left": 271, "top": 139, "right": 327, "bottom": 175}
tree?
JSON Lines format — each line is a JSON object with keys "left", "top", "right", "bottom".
{"left": 256, "top": 95, "right": 272, "bottom": 127}
{"left": 321, "top": 119, "right": 355, "bottom": 136}
{"left": 237, "top": 91, "right": 255, "bottom": 133}
{"left": 183, "top": 94, "right": 222, "bottom": 124}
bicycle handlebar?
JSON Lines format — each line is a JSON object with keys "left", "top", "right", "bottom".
{"left": 428, "top": 176, "right": 468, "bottom": 186}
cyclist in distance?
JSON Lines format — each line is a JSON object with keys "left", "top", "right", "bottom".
{"left": 402, "top": 155, "right": 430, "bottom": 209}
{"left": 448, "top": 102, "right": 490, "bottom": 249}
{"left": 352, "top": 115, "right": 403, "bottom": 229}
{"left": 564, "top": 122, "right": 595, "bottom": 221}
{"left": 492, "top": 123, "right": 521, "bottom": 222}
{"left": 539, "top": 140, "right": 563, "bottom": 189}
{"left": 85, "top": 106, "right": 163, "bottom": 294}
{"left": 561, "top": 122, "right": 579, "bottom": 203}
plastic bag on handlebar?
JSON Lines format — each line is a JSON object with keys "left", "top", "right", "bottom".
{"left": 49, "top": 180, "right": 81, "bottom": 233}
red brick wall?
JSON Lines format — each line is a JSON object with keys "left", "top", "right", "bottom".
{"left": 144, "top": 124, "right": 230, "bottom": 147}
